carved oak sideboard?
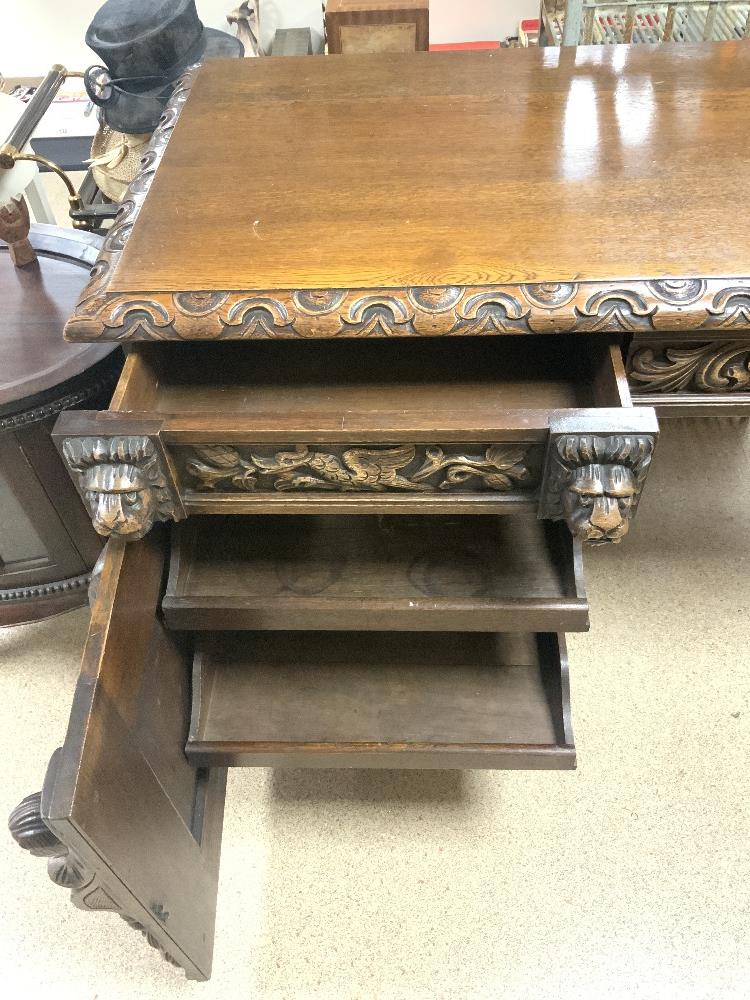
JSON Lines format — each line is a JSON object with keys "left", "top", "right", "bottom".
{"left": 10, "top": 43, "right": 750, "bottom": 980}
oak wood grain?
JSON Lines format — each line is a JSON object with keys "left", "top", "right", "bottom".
{"left": 111, "top": 43, "right": 750, "bottom": 293}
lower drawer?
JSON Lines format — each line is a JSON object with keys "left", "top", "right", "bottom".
{"left": 186, "top": 630, "right": 575, "bottom": 770}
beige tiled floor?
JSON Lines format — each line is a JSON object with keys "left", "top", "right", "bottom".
{"left": 1, "top": 418, "right": 749, "bottom": 999}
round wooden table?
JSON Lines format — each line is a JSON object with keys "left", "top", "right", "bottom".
{"left": 0, "top": 224, "right": 121, "bottom": 626}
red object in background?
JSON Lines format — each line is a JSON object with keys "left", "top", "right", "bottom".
{"left": 429, "top": 41, "right": 501, "bottom": 51}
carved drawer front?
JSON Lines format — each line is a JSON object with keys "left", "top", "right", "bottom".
{"left": 53, "top": 334, "right": 658, "bottom": 545}
{"left": 186, "top": 630, "right": 575, "bottom": 770}
{"left": 163, "top": 513, "right": 588, "bottom": 633}
{"left": 627, "top": 333, "right": 750, "bottom": 416}
{"left": 9, "top": 530, "right": 226, "bottom": 981}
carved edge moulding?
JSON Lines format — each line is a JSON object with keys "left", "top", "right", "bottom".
{"left": 56, "top": 424, "right": 657, "bottom": 545}
{"left": 8, "top": 752, "right": 186, "bottom": 977}
{"left": 62, "top": 65, "right": 750, "bottom": 343}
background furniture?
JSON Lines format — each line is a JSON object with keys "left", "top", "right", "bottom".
{"left": 541, "top": 0, "right": 750, "bottom": 46}
{"left": 325, "top": 0, "right": 429, "bottom": 52}
{"left": 0, "top": 224, "right": 120, "bottom": 625}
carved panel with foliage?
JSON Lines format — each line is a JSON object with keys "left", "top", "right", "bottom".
{"left": 179, "top": 442, "right": 542, "bottom": 494}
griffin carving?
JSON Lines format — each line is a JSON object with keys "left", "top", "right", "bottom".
{"left": 183, "top": 443, "right": 537, "bottom": 494}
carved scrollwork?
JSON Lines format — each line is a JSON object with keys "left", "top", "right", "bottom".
{"left": 67, "top": 64, "right": 201, "bottom": 335}
{"left": 539, "top": 434, "right": 655, "bottom": 545}
{"left": 628, "top": 341, "right": 750, "bottom": 393}
{"left": 8, "top": 783, "right": 182, "bottom": 973}
{"left": 183, "top": 443, "right": 539, "bottom": 494}
{"left": 62, "top": 436, "right": 180, "bottom": 540}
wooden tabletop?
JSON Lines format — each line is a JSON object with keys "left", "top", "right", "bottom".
{"left": 112, "top": 43, "right": 750, "bottom": 292}
{"left": 65, "top": 43, "right": 750, "bottom": 341}
{"left": 1, "top": 227, "right": 116, "bottom": 409}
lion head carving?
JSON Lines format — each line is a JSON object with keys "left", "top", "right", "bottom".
{"left": 562, "top": 462, "right": 637, "bottom": 544}
{"left": 543, "top": 434, "right": 655, "bottom": 545}
{"left": 63, "top": 436, "right": 176, "bottom": 541}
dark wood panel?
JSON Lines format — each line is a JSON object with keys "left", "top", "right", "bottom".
{"left": 186, "top": 631, "right": 575, "bottom": 769}
{"left": 42, "top": 529, "right": 227, "bottom": 980}
{"left": 110, "top": 45, "right": 750, "bottom": 292}
{"left": 163, "top": 514, "right": 587, "bottom": 632}
{"left": 0, "top": 431, "right": 86, "bottom": 585}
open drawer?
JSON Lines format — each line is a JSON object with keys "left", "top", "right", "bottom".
{"left": 52, "top": 334, "right": 658, "bottom": 544}
{"left": 186, "top": 630, "right": 575, "bottom": 770}
{"left": 163, "top": 513, "right": 588, "bottom": 632}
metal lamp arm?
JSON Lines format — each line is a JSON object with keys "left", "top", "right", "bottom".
{"left": 0, "top": 65, "right": 83, "bottom": 212}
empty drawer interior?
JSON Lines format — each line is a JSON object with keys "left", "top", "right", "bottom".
{"left": 163, "top": 514, "right": 588, "bottom": 632}
{"left": 185, "top": 630, "right": 575, "bottom": 770}
{"left": 113, "top": 335, "right": 630, "bottom": 422}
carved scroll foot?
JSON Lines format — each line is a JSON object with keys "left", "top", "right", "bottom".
{"left": 8, "top": 757, "right": 184, "bottom": 975}
{"left": 539, "top": 432, "right": 656, "bottom": 545}
{"left": 61, "top": 435, "right": 181, "bottom": 541}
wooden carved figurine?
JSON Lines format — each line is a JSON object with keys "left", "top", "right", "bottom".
{"left": 0, "top": 195, "right": 36, "bottom": 266}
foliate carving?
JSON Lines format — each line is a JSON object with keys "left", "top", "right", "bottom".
{"left": 183, "top": 443, "right": 539, "bottom": 494}
{"left": 62, "top": 436, "right": 179, "bottom": 540}
{"left": 628, "top": 341, "right": 750, "bottom": 393}
{"left": 539, "top": 435, "right": 655, "bottom": 545}
{"left": 9, "top": 785, "right": 182, "bottom": 973}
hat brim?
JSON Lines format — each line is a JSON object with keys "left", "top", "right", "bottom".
{"left": 203, "top": 26, "right": 245, "bottom": 59}
{"left": 100, "top": 26, "right": 243, "bottom": 132}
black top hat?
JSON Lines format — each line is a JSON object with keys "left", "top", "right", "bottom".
{"left": 84, "top": 0, "right": 243, "bottom": 133}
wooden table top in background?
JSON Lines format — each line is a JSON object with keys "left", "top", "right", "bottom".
{"left": 1, "top": 229, "right": 115, "bottom": 410}
{"left": 111, "top": 43, "right": 750, "bottom": 294}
